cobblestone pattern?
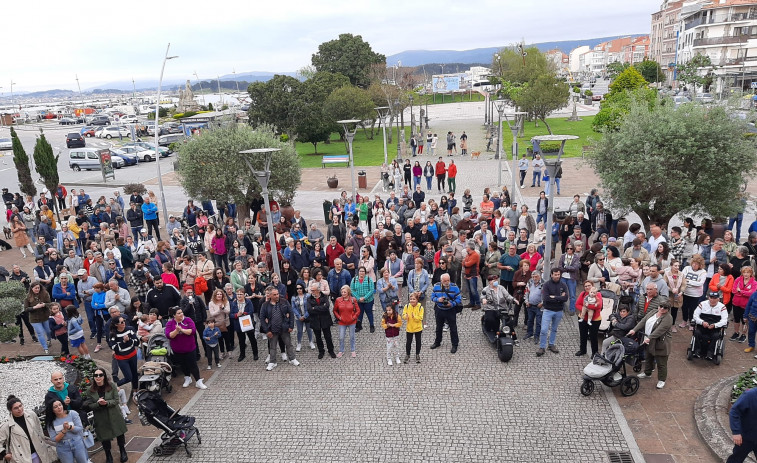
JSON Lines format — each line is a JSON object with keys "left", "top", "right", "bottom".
{"left": 146, "top": 302, "right": 630, "bottom": 462}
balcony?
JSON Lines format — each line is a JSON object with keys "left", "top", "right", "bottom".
{"left": 685, "top": 12, "right": 757, "bottom": 30}
{"left": 719, "top": 56, "right": 757, "bottom": 66}
{"left": 693, "top": 35, "right": 753, "bottom": 47}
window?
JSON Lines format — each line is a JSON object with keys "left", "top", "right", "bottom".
{"left": 70, "top": 151, "right": 84, "bottom": 159}
{"left": 87, "top": 153, "right": 98, "bottom": 159}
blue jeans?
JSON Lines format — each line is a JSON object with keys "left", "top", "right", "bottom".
{"left": 561, "top": 278, "right": 577, "bottom": 314}
{"left": 554, "top": 178, "right": 561, "bottom": 194}
{"left": 526, "top": 305, "right": 542, "bottom": 338}
{"left": 537, "top": 213, "right": 546, "bottom": 224}
{"left": 413, "top": 176, "right": 421, "bottom": 188}
{"left": 539, "top": 310, "right": 564, "bottom": 349}
{"left": 748, "top": 318, "right": 757, "bottom": 348}
{"left": 425, "top": 176, "right": 433, "bottom": 190}
{"left": 295, "top": 319, "right": 313, "bottom": 344}
{"left": 83, "top": 300, "right": 95, "bottom": 335}
{"left": 338, "top": 324, "right": 356, "bottom": 352}
{"left": 31, "top": 322, "right": 51, "bottom": 350}
{"left": 357, "top": 301, "right": 374, "bottom": 327}
{"left": 729, "top": 213, "right": 744, "bottom": 242}
{"left": 532, "top": 171, "right": 541, "bottom": 186}
{"left": 55, "top": 437, "right": 89, "bottom": 463}
{"left": 116, "top": 355, "right": 138, "bottom": 390}
{"left": 227, "top": 203, "right": 236, "bottom": 219}
{"left": 466, "top": 277, "right": 481, "bottom": 307}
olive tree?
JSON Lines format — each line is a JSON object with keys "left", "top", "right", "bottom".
{"left": 587, "top": 96, "right": 757, "bottom": 232}
{"left": 176, "top": 124, "right": 301, "bottom": 221}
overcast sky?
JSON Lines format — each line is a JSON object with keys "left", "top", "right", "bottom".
{"left": 4, "top": 0, "right": 661, "bottom": 92}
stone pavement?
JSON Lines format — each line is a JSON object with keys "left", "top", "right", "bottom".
{"left": 142, "top": 307, "right": 634, "bottom": 463}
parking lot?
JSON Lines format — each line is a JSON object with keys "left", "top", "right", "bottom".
{"left": 0, "top": 120, "right": 174, "bottom": 186}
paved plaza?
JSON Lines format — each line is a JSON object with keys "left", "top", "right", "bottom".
{"left": 143, "top": 308, "right": 634, "bottom": 463}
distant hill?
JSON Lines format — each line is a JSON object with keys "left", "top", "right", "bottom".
{"left": 387, "top": 35, "right": 646, "bottom": 67}
{"left": 82, "top": 71, "right": 299, "bottom": 93}
{"left": 22, "top": 89, "right": 76, "bottom": 99}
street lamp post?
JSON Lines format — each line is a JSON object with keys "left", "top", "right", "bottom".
{"left": 10, "top": 81, "right": 16, "bottom": 115}
{"left": 240, "top": 148, "right": 282, "bottom": 280}
{"left": 337, "top": 119, "right": 361, "bottom": 203}
{"left": 503, "top": 111, "right": 527, "bottom": 193}
{"left": 375, "top": 106, "right": 390, "bottom": 165}
{"left": 394, "top": 99, "right": 401, "bottom": 160}
{"left": 409, "top": 95, "right": 414, "bottom": 137}
{"left": 154, "top": 43, "right": 178, "bottom": 232}
{"left": 532, "top": 135, "right": 579, "bottom": 283}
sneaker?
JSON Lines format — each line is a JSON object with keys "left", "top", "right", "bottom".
{"left": 688, "top": 325, "right": 694, "bottom": 331}
{"left": 739, "top": 335, "right": 747, "bottom": 343}
{"left": 310, "top": 342, "right": 316, "bottom": 350}
{"left": 548, "top": 345, "right": 559, "bottom": 354}
{"left": 521, "top": 185, "right": 525, "bottom": 189}
{"left": 265, "top": 355, "right": 271, "bottom": 363}
{"left": 730, "top": 332, "right": 740, "bottom": 341}
{"left": 404, "top": 354, "right": 410, "bottom": 363}
{"left": 678, "top": 322, "right": 687, "bottom": 328}
{"left": 195, "top": 379, "right": 207, "bottom": 390}
{"left": 266, "top": 362, "right": 278, "bottom": 371}
{"left": 216, "top": 363, "right": 222, "bottom": 368}
{"left": 637, "top": 373, "right": 648, "bottom": 379}
{"left": 656, "top": 381, "right": 665, "bottom": 389}
{"left": 206, "top": 365, "right": 211, "bottom": 370}
{"left": 613, "top": 373, "right": 622, "bottom": 382}
{"left": 536, "top": 348, "right": 545, "bottom": 357}
{"left": 281, "top": 353, "right": 288, "bottom": 361}
{"left": 44, "top": 349, "right": 49, "bottom": 354}
{"left": 94, "top": 344, "right": 101, "bottom": 353}
{"left": 336, "top": 352, "right": 343, "bottom": 358}
{"left": 89, "top": 333, "right": 96, "bottom": 339}
{"left": 671, "top": 327, "right": 678, "bottom": 333}
{"left": 416, "top": 354, "right": 421, "bottom": 363}
{"left": 289, "top": 359, "right": 300, "bottom": 366}
{"left": 182, "top": 376, "right": 192, "bottom": 388}
{"left": 351, "top": 351, "right": 357, "bottom": 358}
{"left": 387, "top": 358, "right": 393, "bottom": 366}
{"left": 745, "top": 347, "right": 754, "bottom": 353}
{"left": 396, "top": 356, "right": 401, "bottom": 364}
{"left": 296, "top": 343, "right": 301, "bottom": 352}
{"left": 443, "top": 325, "right": 449, "bottom": 332}
{"left": 705, "top": 355, "right": 714, "bottom": 361}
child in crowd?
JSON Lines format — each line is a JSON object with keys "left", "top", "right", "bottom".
{"left": 423, "top": 241, "right": 436, "bottom": 271}
{"left": 48, "top": 303, "right": 70, "bottom": 356}
{"left": 66, "top": 306, "right": 90, "bottom": 359}
{"left": 203, "top": 319, "right": 222, "bottom": 370}
{"left": 381, "top": 301, "right": 402, "bottom": 366}
{"left": 402, "top": 292, "right": 424, "bottom": 364}
{"left": 579, "top": 286, "right": 599, "bottom": 326}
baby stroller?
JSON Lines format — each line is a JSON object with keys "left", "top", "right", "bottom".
{"left": 580, "top": 341, "right": 640, "bottom": 397}
{"left": 138, "top": 333, "right": 174, "bottom": 394}
{"left": 597, "top": 288, "right": 618, "bottom": 335}
{"left": 135, "top": 390, "right": 201, "bottom": 457}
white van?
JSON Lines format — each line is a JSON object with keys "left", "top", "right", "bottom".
{"left": 68, "top": 148, "right": 124, "bottom": 171}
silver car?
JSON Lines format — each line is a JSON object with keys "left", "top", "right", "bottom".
{"left": 0, "top": 138, "right": 12, "bottom": 150}
{"left": 68, "top": 148, "right": 124, "bottom": 171}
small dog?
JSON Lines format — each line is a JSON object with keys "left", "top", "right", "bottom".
{"left": 2, "top": 227, "right": 11, "bottom": 240}
{"left": 471, "top": 151, "right": 482, "bottom": 160}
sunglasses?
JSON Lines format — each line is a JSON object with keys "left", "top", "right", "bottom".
{"left": 93, "top": 373, "right": 105, "bottom": 378}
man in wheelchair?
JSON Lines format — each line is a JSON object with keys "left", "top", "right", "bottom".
{"left": 481, "top": 275, "right": 518, "bottom": 339}
{"left": 692, "top": 291, "right": 729, "bottom": 360}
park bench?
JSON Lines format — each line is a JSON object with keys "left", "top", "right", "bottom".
{"left": 322, "top": 155, "right": 350, "bottom": 168}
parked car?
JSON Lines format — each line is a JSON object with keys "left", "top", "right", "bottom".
{"left": 157, "top": 133, "right": 185, "bottom": 147}
{"left": 124, "top": 141, "right": 171, "bottom": 157}
{"left": 673, "top": 95, "right": 691, "bottom": 107}
{"left": 90, "top": 115, "right": 111, "bottom": 126}
{"left": 162, "top": 122, "right": 183, "bottom": 134}
{"left": 120, "top": 143, "right": 163, "bottom": 160}
{"left": 68, "top": 148, "right": 124, "bottom": 171}
{"left": 97, "top": 126, "right": 130, "bottom": 139}
{"left": 118, "top": 115, "right": 139, "bottom": 123}
{"left": 66, "top": 132, "right": 86, "bottom": 148}
{"left": 58, "top": 117, "right": 77, "bottom": 125}
{"left": 109, "top": 148, "right": 138, "bottom": 166}
{"left": 0, "top": 138, "right": 12, "bottom": 150}
{"left": 695, "top": 93, "right": 714, "bottom": 104}
{"left": 80, "top": 126, "right": 95, "bottom": 138}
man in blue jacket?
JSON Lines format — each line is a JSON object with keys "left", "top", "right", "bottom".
{"left": 141, "top": 196, "right": 161, "bottom": 240}
{"left": 728, "top": 387, "right": 757, "bottom": 462}
{"left": 430, "top": 273, "right": 462, "bottom": 353}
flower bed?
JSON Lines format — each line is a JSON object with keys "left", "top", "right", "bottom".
{"left": 732, "top": 366, "right": 757, "bottom": 404}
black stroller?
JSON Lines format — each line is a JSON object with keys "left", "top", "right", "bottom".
{"left": 138, "top": 333, "right": 174, "bottom": 395}
{"left": 135, "top": 390, "right": 201, "bottom": 456}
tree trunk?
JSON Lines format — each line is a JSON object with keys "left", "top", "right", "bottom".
{"left": 238, "top": 200, "right": 252, "bottom": 223}
{"left": 541, "top": 117, "right": 553, "bottom": 135}
{"left": 387, "top": 115, "right": 394, "bottom": 143}
{"left": 312, "top": 142, "right": 318, "bottom": 155}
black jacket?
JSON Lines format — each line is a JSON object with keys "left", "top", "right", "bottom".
{"left": 145, "top": 285, "right": 182, "bottom": 318}
{"left": 307, "top": 294, "right": 332, "bottom": 331}
{"left": 126, "top": 208, "right": 144, "bottom": 227}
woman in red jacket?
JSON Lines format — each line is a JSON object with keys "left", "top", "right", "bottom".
{"left": 575, "top": 280, "right": 603, "bottom": 357}
{"left": 333, "top": 285, "right": 359, "bottom": 358}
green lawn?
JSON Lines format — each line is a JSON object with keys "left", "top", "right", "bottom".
{"left": 295, "top": 115, "right": 598, "bottom": 168}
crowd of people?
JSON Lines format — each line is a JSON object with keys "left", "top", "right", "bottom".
{"left": 1, "top": 174, "right": 757, "bottom": 461}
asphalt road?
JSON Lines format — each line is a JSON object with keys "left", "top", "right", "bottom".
{"left": 0, "top": 120, "right": 174, "bottom": 189}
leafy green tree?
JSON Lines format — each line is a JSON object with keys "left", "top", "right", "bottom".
{"left": 32, "top": 130, "right": 59, "bottom": 209}
{"left": 512, "top": 75, "right": 569, "bottom": 134}
{"left": 587, "top": 98, "right": 757, "bottom": 231}
{"left": 10, "top": 127, "right": 36, "bottom": 197}
{"left": 607, "top": 67, "right": 647, "bottom": 97}
{"left": 311, "top": 33, "right": 386, "bottom": 88}
{"left": 323, "top": 86, "right": 376, "bottom": 138}
{"left": 592, "top": 88, "right": 657, "bottom": 132}
{"left": 207, "top": 102, "right": 214, "bottom": 111}
{"left": 606, "top": 61, "right": 630, "bottom": 79}
{"left": 491, "top": 47, "right": 555, "bottom": 85}
{"left": 634, "top": 59, "right": 665, "bottom": 84}
{"left": 291, "top": 72, "right": 351, "bottom": 153}
{"left": 247, "top": 75, "right": 302, "bottom": 133}
{"left": 677, "top": 54, "right": 717, "bottom": 93}
{"left": 176, "top": 124, "right": 301, "bottom": 221}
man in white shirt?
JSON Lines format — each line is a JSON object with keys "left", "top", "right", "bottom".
{"left": 693, "top": 291, "right": 729, "bottom": 360}
{"left": 647, "top": 222, "right": 667, "bottom": 251}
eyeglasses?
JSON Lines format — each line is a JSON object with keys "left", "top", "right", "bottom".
{"left": 93, "top": 373, "right": 105, "bottom": 378}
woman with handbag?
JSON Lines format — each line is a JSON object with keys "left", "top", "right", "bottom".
{"left": 333, "top": 285, "right": 359, "bottom": 358}
{"left": 207, "top": 289, "right": 232, "bottom": 359}
{"left": 45, "top": 399, "right": 89, "bottom": 463}
{"left": 82, "top": 370, "right": 129, "bottom": 463}
{"left": 229, "top": 288, "right": 257, "bottom": 362}
{"left": 165, "top": 307, "right": 206, "bottom": 390}
{"left": 0, "top": 395, "right": 53, "bottom": 463}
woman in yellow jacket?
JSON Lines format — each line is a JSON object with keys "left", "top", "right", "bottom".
{"left": 403, "top": 292, "right": 425, "bottom": 364}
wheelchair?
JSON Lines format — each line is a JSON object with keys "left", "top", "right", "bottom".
{"left": 686, "top": 319, "right": 726, "bottom": 365}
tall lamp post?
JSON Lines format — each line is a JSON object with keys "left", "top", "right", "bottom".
{"left": 337, "top": 119, "right": 361, "bottom": 203}
{"left": 503, "top": 111, "right": 527, "bottom": 193}
{"left": 409, "top": 95, "right": 414, "bottom": 137}
{"left": 375, "top": 106, "right": 390, "bottom": 165}
{"left": 532, "top": 135, "right": 579, "bottom": 282}
{"left": 394, "top": 99, "right": 401, "bottom": 160}
{"left": 240, "top": 148, "right": 282, "bottom": 280}
{"left": 154, "top": 43, "right": 178, "bottom": 230}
